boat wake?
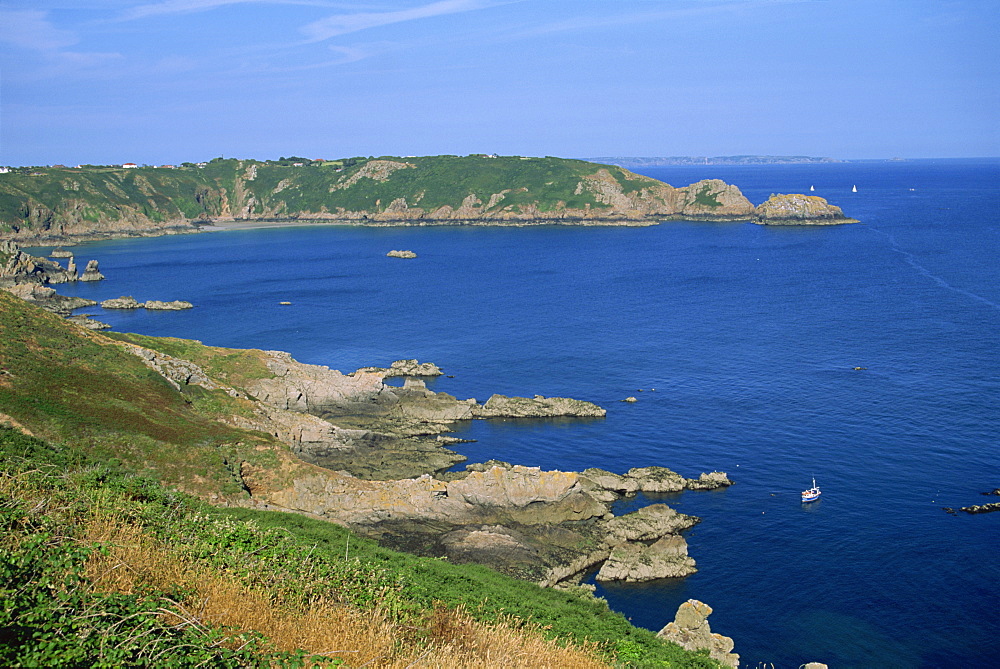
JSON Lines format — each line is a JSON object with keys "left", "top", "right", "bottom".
{"left": 871, "top": 227, "right": 1000, "bottom": 314}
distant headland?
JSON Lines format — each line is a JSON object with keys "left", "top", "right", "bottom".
{"left": 0, "top": 155, "right": 856, "bottom": 242}
{"left": 590, "top": 155, "right": 842, "bottom": 167}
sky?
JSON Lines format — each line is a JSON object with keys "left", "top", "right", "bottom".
{"left": 1, "top": 0, "right": 997, "bottom": 166}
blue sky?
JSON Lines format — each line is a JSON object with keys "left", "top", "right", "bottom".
{"left": 1, "top": 0, "right": 997, "bottom": 165}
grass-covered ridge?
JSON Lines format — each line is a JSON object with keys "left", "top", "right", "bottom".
{"left": 0, "top": 426, "right": 721, "bottom": 667}
{"left": 0, "top": 155, "right": 697, "bottom": 240}
{"left": 0, "top": 291, "right": 723, "bottom": 666}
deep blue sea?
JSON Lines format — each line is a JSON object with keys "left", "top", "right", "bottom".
{"left": 45, "top": 160, "right": 999, "bottom": 668}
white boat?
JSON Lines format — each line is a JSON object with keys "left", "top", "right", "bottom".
{"left": 801, "top": 478, "right": 821, "bottom": 503}
{"left": 852, "top": 185, "right": 858, "bottom": 193}
{"left": 809, "top": 185, "right": 815, "bottom": 191}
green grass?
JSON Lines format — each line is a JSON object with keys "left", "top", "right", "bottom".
{"left": 693, "top": 183, "right": 723, "bottom": 208}
{"left": 0, "top": 425, "right": 721, "bottom": 667}
{"left": 0, "top": 156, "right": 675, "bottom": 234}
{"left": 0, "top": 292, "right": 280, "bottom": 497}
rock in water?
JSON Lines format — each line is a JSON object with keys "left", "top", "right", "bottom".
{"left": 79, "top": 259, "right": 105, "bottom": 281}
{"left": 657, "top": 599, "right": 739, "bottom": 668}
{"left": 101, "top": 296, "right": 142, "bottom": 309}
{"left": 144, "top": 300, "right": 193, "bottom": 310}
{"left": 473, "top": 394, "right": 606, "bottom": 418}
{"left": 387, "top": 249, "right": 417, "bottom": 258}
{"left": 754, "top": 193, "right": 859, "bottom": 225}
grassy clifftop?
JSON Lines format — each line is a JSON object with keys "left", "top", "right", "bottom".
{"left": 0, "top": 291, "right": 723, "bottom": 666}
{"left": 0, "top": 155, "right": 757, "bottom": 241}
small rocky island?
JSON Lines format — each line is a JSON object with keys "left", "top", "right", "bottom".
{"left": 754, "top": 193, "right": 859, "bottom": 225}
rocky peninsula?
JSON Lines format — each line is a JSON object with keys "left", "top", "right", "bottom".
{"left": 92, "top": 323, "right": 734, "bottom": 585}
{"left": 1, "top": 238, "right": 736, "bottom": 586}
{"left": 0, "top": 156, "right": 856, "bottom": 243}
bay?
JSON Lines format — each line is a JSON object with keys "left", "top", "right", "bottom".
{"left": 49, "top": 160, "right": 1000, "bottom": 667}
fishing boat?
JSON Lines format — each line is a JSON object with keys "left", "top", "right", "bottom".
{"left": 801, "top": 478, "right": 821, "bottom": 503}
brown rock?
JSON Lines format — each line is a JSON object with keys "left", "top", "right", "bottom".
{"left": 658, "top": 599, "right": 739, "bottom": 668}
{"left": 755, "top": 193, "right": 858, "bottom": 225}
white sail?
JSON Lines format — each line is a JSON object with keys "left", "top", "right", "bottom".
{"left": 852, "top": 185, "right": 857, "bottom": 192}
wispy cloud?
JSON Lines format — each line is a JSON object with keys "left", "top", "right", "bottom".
{"left": 301, "top": 0, "right": 497, "bottom": 42}
{"left": 0, "top": 8, "right": 122, "bottom": 77}
{"left": 0, "top": 8, "right": 78, "bottom": 50}
{"left": 507, "top": 0, "right": 816, "bottom": 39}
{"left": 120, "top": 0, "right": 348, "bottom": 21}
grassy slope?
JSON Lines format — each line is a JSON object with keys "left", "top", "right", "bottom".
{"left": 0, "top": 290, "right": 284, "bottom": 497}
{"left": 0, "top": 294, "right": 722, "bottom": 667}
{"left": 0, "top": 156, "right": 660, "bottom": 234}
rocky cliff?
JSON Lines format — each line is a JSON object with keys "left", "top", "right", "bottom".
{"left": 0, "top": 157, "right": 853, "bottom": 242}
{"left": 658, "top": 599, "right": 739, "bottom": 668}
{"left": 754, "top": 193, "right": 859, "bottom": 225}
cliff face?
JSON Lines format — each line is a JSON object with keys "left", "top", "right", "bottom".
{"left": 0, "top": 156, "right": 846, "bottom": 242}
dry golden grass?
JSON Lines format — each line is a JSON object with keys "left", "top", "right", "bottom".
{"left": 83, "top": 516, "right": 609, "bottom": 668}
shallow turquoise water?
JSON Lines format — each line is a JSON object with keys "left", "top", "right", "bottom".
{"left": 50, "top": 160, "right": 1000, "bottom": 667}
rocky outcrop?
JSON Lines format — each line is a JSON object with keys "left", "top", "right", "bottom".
{"left": 101, "top": 296, "right": 142, "bottom": 309}
{"left": 386, "top": 249, "right": 417, "bottom": 259}
{"left": 65, "top": 314, "right": 111, "bottom": 330}
{"left": 675, "top": 179, "right": 757, "bottom": 219}
{"left": 79, "top": 259, "right": 105, "bottom": 281}
{"left": 473, "top": 394, "right": 606, "bottom": 418}
{"left": 1, "top": 241, "right": 79, "bottom": 285}
{"left": 355, "top": 359, "right": 444, "bottom": 377}
{"left": 143, "top": 300, "right": 193, "bottom": 310}
{"left": 596, "top": 534, "right": 696, "bottom": 582}
{"left": 754, "top": 193, "right": 859, "bottom": 225}
{"left": 579, "top": 466, "right": 732, "bottom": 501}
{"left": 267, "top": 464, "right": 608, "bottom": 528}
{"left": 947, "top": 503, "right": 1000, "bottom": 515}
{"left": 3, "top": 282, "right": 96, "bottom": 317}
{"left": 658, "top": 600, "right": 739, "bottom": 668}
{"left": 104, "top": 330, "right": 731, "bottom": 585}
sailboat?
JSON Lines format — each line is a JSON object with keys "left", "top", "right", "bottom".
{"left": 801, "top": 478, "right": 821, "bottom": 503}
{"left": 809, "top": 185, "right": 815, "bottom": 191}
{"left": 852, "top": 185, "right": 858, "bottom": 193}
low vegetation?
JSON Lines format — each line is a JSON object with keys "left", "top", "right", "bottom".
{"left": 0, "top": 292, "right": 721, "bottom": 666}
{"left": 0, "top": 155, "right": 662, "bottom": 236}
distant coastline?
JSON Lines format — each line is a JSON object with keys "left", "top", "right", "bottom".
{"left": 590, "top": 155, "right": 842, "bottom": 167}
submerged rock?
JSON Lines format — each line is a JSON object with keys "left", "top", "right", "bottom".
{"left": 657, "top": 599, "right": 739, "bottom": 668}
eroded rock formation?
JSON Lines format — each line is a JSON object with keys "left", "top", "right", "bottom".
{"left": 658, "top": 599, "right": 739, "bottom": 668}
{"left": 754, "top": 193, "right": 859, "bottom": 225}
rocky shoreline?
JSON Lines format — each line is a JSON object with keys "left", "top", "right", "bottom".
{"left": 115, "top": 331, "right": 734, "bottom": 585}
{"left": 2, "top": 239, "right": 736, "bottom": 589}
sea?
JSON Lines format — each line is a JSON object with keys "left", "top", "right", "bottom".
{"left": 42, "top": 159, "right": 999, "bottom": 668}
